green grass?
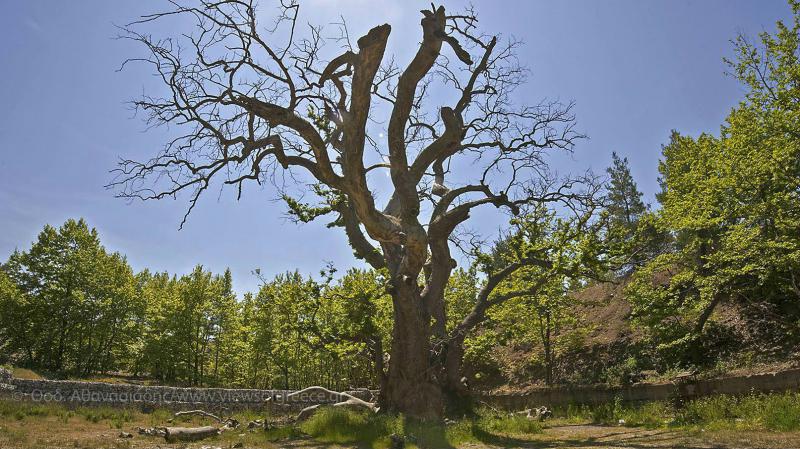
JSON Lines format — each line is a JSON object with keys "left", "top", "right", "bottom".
{"left": 299, "top": 408, "right": 395, "bottom": 446}
{"left": 0, "top": 392, "right": 797, "bottom": 448}
{"left": 0, "top": 400, "right": 64, "bottom": 420}
{"left": 76, "top": 406, "right": 134, "bottom": 427}
{"left": 676, "top": 392, "right": 800, "bottom": 431}
{"left": 554, "top": 392, "right": 800, "bottom": 432}
{"left": 298, "top": 407, "right": 542, "bottom": 449}
{"left": 0, "top": 401, "right": 135, "bottom": 429}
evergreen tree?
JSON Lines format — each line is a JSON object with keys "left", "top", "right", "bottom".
{"left": 605, "top": 152, "right": 647, "bottom": 233}
{"left": 604, "top": 152, "right": 669, "bottom": 272}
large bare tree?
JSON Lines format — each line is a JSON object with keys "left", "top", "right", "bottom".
{"left": 111, "top": 0, "right": 586, "bottom": 418}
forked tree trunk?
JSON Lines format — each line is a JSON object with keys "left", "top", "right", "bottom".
{"left": 381, "top": 284, "right": 443, "bottom": 419}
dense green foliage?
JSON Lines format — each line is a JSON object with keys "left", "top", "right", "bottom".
{"left": 132, "top": 266, "right": 243, "bottom": 385}
{"left": 1, "top": 219, "right": 141, "bottom": 375}
{"left": 461, "top": 206, "right": 605, "bottom": 386}
{"left": 0, "top": 220, "right": 392, "bottom": 388}
{"left": 627, "top": 2, "right": 800, "bottom": 367}
{"left": 238, "top": 268, "right": 391, "bottom": 390}
{"left": 0, "top": 213, "right": 600, "bottom": 389}
{"left": 440, "top": 2, "right": 800, "bottom": 385}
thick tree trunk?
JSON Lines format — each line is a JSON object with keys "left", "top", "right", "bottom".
{"left": 381, "top": 285, "right": 443, "bottom": 420}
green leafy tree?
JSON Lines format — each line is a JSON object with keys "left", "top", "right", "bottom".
{"left": 244, "top": 271, "right": 327, "bottom": 389}
{"left": 629, "top": 3, "right": 800, "bottom": 364}
{"left": 312, "top": 269, "right": 393, "bottom": 389}
{"left": 488, "top": 276, "right": 584, "bottom": 386}
{"left": 136, "top": 270, "right": 181, "bottom": 381}
{"left": 0, "top": 269, "right": 28, "bottom": 363}
{"left": 135, "top": 266, "right": 243, "bottom": 386}
{"left": 449, "top": 205, "right": 605, "bottom": 391}
{"left": 209, "top": 269, "right": 244, "bottom": 385}
{"left": 1, "top": 219, "right": 140, "bottom": 374}
{"left": 242, "top": 268, "right": 390, "bottom": 390}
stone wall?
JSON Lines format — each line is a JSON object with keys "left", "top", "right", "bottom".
{"left": 0, "top": 367, "right": 10, "bottom": 384}
{"left": 2, "top": 366, "right": 798, "bottom": 411}
{"left": 0, "top": 367, "right": 12, "bottom": 393}
{"left": 0, "top": 368, "right": 372, "bottom": 412}
{"left": 481, "top": 368, "right": 800, "bottom": 409}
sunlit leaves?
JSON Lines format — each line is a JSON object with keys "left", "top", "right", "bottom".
{"left": 628, "top": 4, "right": 800, "bottom": 357}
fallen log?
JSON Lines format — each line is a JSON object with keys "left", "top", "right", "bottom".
{"left": 136, "top": 426, "right": 166, "bottom": 437}
{"left": 269, "top": 385, "right": 360, "bottom": 403}
{"left": 157, "top": 409, "right": 240, "bottom": 443}
{"left": 164, "top": 425, "right": 221, "bottom": 443}
{"left": 296, "top": 396, "right": 379, "bottom": 421}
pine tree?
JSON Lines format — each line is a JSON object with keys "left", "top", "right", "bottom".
{"left": 605, "top": 152, "right": 647, "bottom": 234}
{"left": 603, "top": 152, "right": 666, "bottom": 272}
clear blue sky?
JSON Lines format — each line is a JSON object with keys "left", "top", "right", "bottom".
{"left": 0, "top": 1, "right": 791, "bottom": 295}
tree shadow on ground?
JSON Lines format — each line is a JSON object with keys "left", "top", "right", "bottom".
{"left": 470, "top": 424, "right": 723, "bottom": 449}
{"left": 406, "top": 416, "right": 457, "bottom": 449}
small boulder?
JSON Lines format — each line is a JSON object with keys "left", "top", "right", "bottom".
{"left": 534, "top": 406, "right": 553, "bottom": 421}
{"left": 389, "top": 433, "right": 405, "bottom": 449}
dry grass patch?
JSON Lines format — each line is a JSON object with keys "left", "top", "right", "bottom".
{"left": 9, "top": 368, "right": 43, "bottom": 380}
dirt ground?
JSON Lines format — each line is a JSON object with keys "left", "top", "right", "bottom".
{"left": 3, "top": 416, "right": 800, "bottom": 449}
{"left": 505, "top": 424, "right": 800, "bottom": 448}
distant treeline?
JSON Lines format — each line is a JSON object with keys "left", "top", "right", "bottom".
{"left": 0, "top": 218, "right": 392, "bottom": 389}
